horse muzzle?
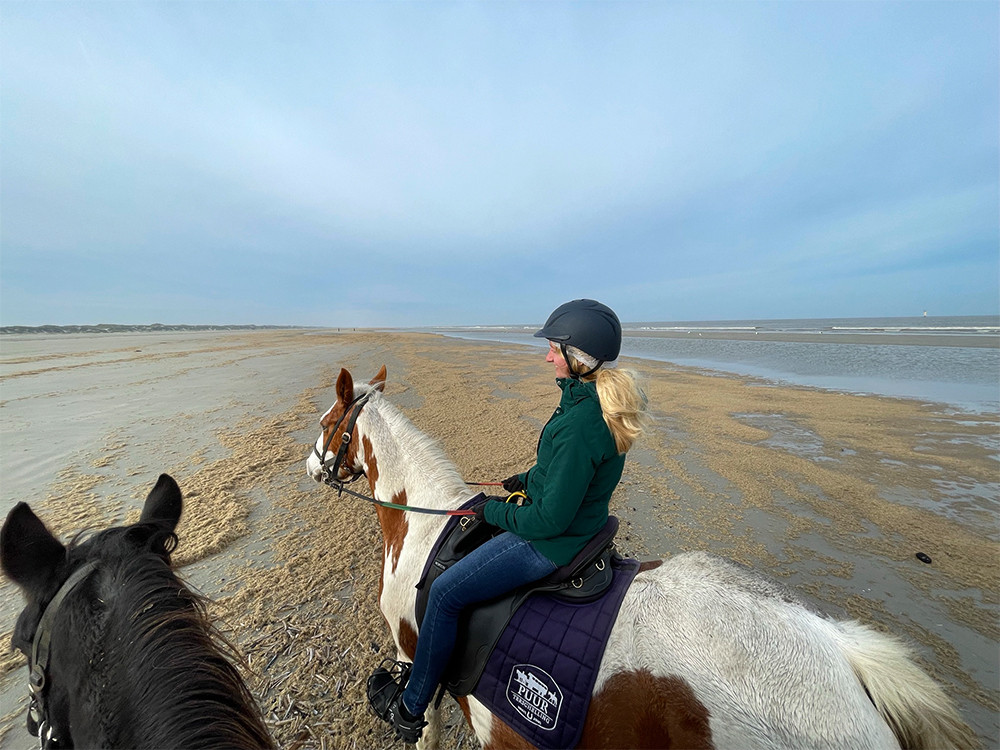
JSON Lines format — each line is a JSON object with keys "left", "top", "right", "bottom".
{"left": 305, "top": 450, "right": 326, "bottom": 482}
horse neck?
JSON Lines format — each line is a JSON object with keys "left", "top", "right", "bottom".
{"left": 64, "top": 560, "right": 272, "bottom": 748}
{"left": 359, "top": 393, "right": 471, "bottom": 514}
{"left": 358, "top": 394, "right": 471, "bottom": 597}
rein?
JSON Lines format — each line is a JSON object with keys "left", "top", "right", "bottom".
{"left": 320, "top": 474, "right": 477, "bottom": 516}
{"left": 314, "top": 392, "right": 478, "bottom": 517}
{"left": 27, "top": 560, "right": 99, "bottom": 749}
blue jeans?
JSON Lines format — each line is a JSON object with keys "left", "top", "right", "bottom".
{"left": 401, "top": 531, "right": 557, "bottom": 715}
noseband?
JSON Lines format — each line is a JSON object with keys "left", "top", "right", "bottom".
{"left": 313, "top": 392, "right": 371, "bottom": 485}
{"left": 26, "top": 560, "right": 98, "bottom": 749}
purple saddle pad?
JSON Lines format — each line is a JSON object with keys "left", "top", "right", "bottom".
{"left": 472, "top": 556, "right": 639, "bottom": 750}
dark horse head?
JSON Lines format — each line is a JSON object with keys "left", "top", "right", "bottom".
{"left": 1, "top": 474, "right": 275, "bottom": 749}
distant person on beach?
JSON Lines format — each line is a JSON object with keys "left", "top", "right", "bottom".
{"left": 367, "top": 298, "right": 649, "bottom": 743}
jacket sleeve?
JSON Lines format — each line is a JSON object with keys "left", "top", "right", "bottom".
{"left": 485, "top": 419, "right": 597, "bottom": 539}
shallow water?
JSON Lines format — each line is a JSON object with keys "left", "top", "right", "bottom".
{"left": 431, "top": 316, "right": 1000, "bottom": 413}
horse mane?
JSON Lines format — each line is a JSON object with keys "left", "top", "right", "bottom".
{"left": 360, "top": 386, "right": 469, "bottom": 502}
{"left": 67, "top": 527, "right": 274, "bottom": 749}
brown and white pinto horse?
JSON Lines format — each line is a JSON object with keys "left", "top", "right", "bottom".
{"left": 306, "top": 366, "right": 975, "bottom": 750}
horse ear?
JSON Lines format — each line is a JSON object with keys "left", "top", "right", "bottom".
{"left": 336, "top": 368, "right": 354, "bottom": 404}
{"left": 139, "top": 474, "right": 183, "bottom": 532}
{"left": 1, "top": 503, "right": 66, "bottom": 594}
{"left": 369, "top": 366, "right": 387, "bottom": 392}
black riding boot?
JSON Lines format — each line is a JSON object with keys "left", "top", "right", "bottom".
{"left": 366, "top": 659, "right": 427, "bottom": 744}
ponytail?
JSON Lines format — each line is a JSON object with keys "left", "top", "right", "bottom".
{"left": 593, "top": 368, "right": 648, "bottom": 453}
{"left": 563, "top": 345, "right": 649, "bottom": 453}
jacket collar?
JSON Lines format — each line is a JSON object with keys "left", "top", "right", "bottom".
{"left": 556, "top": 377, "right": 597, "bottom": 405}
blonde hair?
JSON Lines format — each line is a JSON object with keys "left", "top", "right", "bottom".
{"left": 565, "top": 347, "right": 648, "bottom": 454}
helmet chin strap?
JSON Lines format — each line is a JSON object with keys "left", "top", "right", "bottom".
{"left": 559, "top": 343, "right": 602, "bottom": 380}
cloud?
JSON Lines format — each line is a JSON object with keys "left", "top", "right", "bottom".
{"left": 1, "top": 2, "right": 996, "bottom": 326}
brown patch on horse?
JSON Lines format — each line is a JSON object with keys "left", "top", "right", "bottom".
{"left": 363, "top": 436, "right": 379, "bottom": 486}
{"left": 375, "top": 490, "right": 408, "bottom": 574}
{"left": 577, "top": 669, "right": 713, "bottom": 749}
{"left": 454, "top": 696, "right": 472, "bottom": 724}
{"left": 369, "top": 365, "right": 387, "bottom": 391}
{"left": 319, "top": 380, "right": 355, "bottom": 469}
{"left": 452, "top": 696, "right": 534, "bottom": 749}
{"left": 480, "top": 712, "right": 535, "bottom": 750}
{"left": 335, "top": 367, "right": 354, "bottom": 404}
{"left": 342, "top": 427, "right": 360, "bottom": 473}
{"left": 397, "top": 618, "right": 418, "bottom": 662}
{"left": 638, "top": 559, "right": 663, "bottom": 573}
{"left": 333, "top": 386, "right": 372, "bottom": 476}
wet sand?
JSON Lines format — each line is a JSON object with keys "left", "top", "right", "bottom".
{"left": 1, "top": 329, "right": 997, "bottom": 748}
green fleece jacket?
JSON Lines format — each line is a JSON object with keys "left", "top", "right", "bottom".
{"left": 483, "top": 377, "right": 625, "bottom": 566}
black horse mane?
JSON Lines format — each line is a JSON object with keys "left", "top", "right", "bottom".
{"left": 63, "top": 524, "right": 274, "bottom": 749}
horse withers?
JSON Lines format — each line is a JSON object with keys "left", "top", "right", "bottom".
{"left": 307, "top": 365, "right": 978, "bottom": 750}
{"left": 1, "top": 474, "right": 275, "bottom": 749}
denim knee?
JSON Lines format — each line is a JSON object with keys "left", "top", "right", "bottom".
{"left": 424, "top": 576, "right": 469, "bottom": 619}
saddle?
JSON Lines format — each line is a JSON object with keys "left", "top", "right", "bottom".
{"left": 414, "top": 494, "right": 623, "bottom": 697}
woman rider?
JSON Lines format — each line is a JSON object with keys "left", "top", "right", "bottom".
{"left": 367, "top": 299, "right": 648, "bottom": 743}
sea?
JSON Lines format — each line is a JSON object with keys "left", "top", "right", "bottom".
{"left": 428, "top": 315, "right": 1000, "bottom": 414}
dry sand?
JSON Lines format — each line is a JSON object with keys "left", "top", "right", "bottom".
{"left": 0, "top": 329, "right": 997, "bottom": 748}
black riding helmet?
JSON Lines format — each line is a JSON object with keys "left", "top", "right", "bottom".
{"left": 534, "top": 299, "right": 622, "bottom": 363}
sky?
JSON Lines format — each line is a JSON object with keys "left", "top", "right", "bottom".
{"left": 1, "top": 2, "right": 997, "bottom": 328}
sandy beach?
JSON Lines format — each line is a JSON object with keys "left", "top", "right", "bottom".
{"left": 1, "top": 329, "right": 997, "bottom": 748}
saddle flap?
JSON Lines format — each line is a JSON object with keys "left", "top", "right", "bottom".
{"left": 414, "top": 493, "right": 500, "bottom": 626}
{"left": 472, "top": 555, "right": 641, "bottom": 750}
{"left": 416, "top": 510, "right": 624, "bottom": 698}
{"left": 443, "top": 545, "right": 617, "bottom": 696}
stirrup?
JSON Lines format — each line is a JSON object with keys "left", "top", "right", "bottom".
{"left": 366, "top": 659, "right": 426, "bottom": 744}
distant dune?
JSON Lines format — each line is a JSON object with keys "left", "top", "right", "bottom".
{"left": 0, "top": 323, "right": 296, "bottom": 335}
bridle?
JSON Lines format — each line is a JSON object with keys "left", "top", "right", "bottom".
{"left": 26, "top": 560, "right": 98, "bottom": 749}
{"left": 313, "top": 391, "right": 371, "bottom": 486}
{"left": 312, "top": 391, "right": 477, "bottom": 518}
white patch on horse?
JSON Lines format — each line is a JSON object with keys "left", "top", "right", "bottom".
{"left": 465, "top": 697, "right": 496, "bottom": 745}
{"left": 305, "top": 406, "right": 335, "bottom": 480}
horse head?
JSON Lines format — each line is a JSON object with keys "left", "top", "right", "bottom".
{"left": 306, "top": 365, "right": 386, "bottom": 484}
{"left": 1, "top": 474, "right": 182, "bottom": 746}
{"left": 1, "top": 474, "right": 274, "bottom": 749}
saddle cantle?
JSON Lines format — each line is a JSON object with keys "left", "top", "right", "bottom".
{"left": 414, "top": 494, "right": 637, "bottom": 712}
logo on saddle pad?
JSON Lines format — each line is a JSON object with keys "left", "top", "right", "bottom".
{"left": 506, "top": 664, "right": 563, "bottom": 731}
